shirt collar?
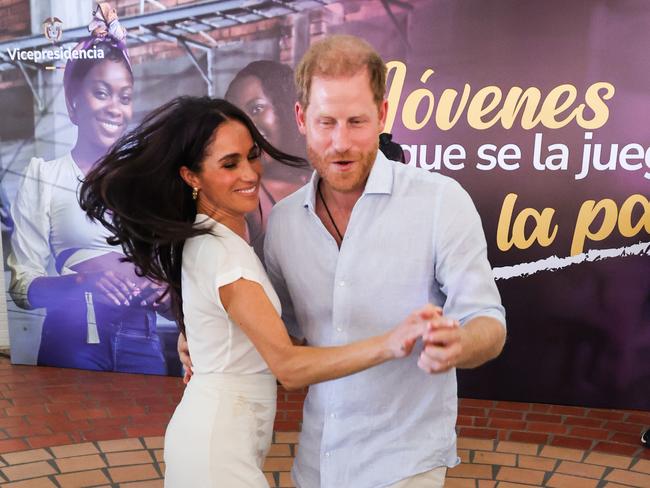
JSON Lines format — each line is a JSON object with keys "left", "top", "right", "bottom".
{"left": 302, "top": 150, "right": 394, "bottom": 209}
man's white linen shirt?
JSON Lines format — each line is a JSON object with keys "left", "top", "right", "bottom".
{"left": 264, "top": 152, "right": 506, "bottom": 488}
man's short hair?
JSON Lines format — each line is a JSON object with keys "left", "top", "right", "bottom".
{"left": 295, "top": 34, "right": 386, "bottom": 109}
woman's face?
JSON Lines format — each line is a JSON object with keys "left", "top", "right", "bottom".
{"left": 72, "top": 59, "right": 133, "bottom": 151}
{"left": 227, "top": 75, "right": 281, "bottom": 148}
{"left": 187, "top": 120, "right": 263, "bottom": 220}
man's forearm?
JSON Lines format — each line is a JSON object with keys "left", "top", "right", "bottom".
{"left": 456, "top": 316, "right": 506, "bottom": 369}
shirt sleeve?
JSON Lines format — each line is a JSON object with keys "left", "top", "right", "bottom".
{"left": 6, "top": 158, "right": 52, "bottom": 309}
{"left": 264, "top": 209, "right": 303, "bottom": 341}
{"left": 432, "top": 179, "right": 506, "bottom": 329}
{"left": 194, "top": 233, "right": 265, "bottom": 311}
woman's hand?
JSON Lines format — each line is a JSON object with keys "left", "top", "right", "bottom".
{"left": 74, "top": 261, "right": 169, "bottom": 311}
{"left": 80, "top": 270, "right": 139, "bottom": 306}
{"left": 131, "top": 278, "right": 169, "bottom": 310}
{"left": 70, "top": 253, "right": 149, "bottom": 307}
{"left": 177, "top": 333, "right": 193, "bottom": 384}
{"left": 385, "top": 304, "right": 443, "bottom": 359}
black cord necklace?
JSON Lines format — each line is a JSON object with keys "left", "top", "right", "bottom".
{"left": 317, "top": 181, "right": 344, "bottom": 242}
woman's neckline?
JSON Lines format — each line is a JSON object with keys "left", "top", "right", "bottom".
{"left": 196, "top": 213, "right": 252, "bottom": 247}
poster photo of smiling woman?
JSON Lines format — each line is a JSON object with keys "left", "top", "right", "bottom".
{"left": 5, "top": 3, "right": 172, "bottom": 374}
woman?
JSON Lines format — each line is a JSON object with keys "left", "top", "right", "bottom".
{"left": 7, "top": 4, "right": 168, "bottom": 373}
{"left": 80, "top": 96, "right": 437, "bottom": 487}
{"left": 225, "top": 60, "right": 312, "bottom": 257}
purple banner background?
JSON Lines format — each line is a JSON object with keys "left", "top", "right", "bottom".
{"left": 1, "top": 0, "right": 648, "bottom": 409}
{"left": 353, "top": 0, "right": 649, "bottom": 409}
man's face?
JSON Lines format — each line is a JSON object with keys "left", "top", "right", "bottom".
{"left": 296, "top": 69, "right": 387, "bottom": 194}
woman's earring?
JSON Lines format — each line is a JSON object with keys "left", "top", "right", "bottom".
{"left": 192, "top": 187, "right": 199, "bottom": 200}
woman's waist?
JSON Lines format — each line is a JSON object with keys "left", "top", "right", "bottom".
{"left": 188, "top": 371, "right": 277, "bottom": 399}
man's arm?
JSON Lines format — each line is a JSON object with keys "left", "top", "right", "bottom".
{"left": 418, "top": 178, "right": 507, "bottom": 374}
{"left": 456, "top": 316, "right": 506, "bottom": 368}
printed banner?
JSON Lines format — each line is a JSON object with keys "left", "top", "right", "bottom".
{"left": 0, "top": 0, "right": 647, "bottom": 409}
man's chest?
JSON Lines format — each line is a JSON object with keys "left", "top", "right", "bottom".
{"left": 277, "top": 208, "right": 438, "bottom": 340}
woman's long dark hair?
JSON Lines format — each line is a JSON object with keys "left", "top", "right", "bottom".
{"left": 80, "top": 96, "right": 304, "bottom": 334}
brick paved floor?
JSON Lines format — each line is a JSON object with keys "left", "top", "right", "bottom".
{"left": 0, "top": 358, "right": 647, "bottom": 487}
{"left": 0, "top": 433, "right": 648, "bottom": 486}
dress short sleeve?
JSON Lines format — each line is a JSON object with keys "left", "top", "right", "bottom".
{"left": 189, "top": 226, "right": 269, "bottom": 312}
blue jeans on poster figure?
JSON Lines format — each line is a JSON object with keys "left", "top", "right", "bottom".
{"left": 37, "top": 294, "right": 167, "bottom": 375}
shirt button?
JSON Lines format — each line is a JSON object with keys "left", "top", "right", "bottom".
{"left": 339, "top": 280, "right": 345, "bottom": 287}
{"left": 324, "top": 452, "right": 331, "bottom": 458}
{"left": 330, "top": 413, "right": 336, "bottom": 419}
{"left": 336, "top": 327, "right": 342, "bottom": 332}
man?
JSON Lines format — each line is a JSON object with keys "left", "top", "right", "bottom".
{"left": 260, "top": 35, "right": 506, "bottom": 488}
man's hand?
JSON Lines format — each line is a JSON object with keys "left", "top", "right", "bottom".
{"left": 177, "top": 333, "right": 193, "bottom": 384}
{"left": 419, "top": 316, "right": 506, "bottom": 373}
{"left": 418, "top": 316, "right": 461, "bottom": 373}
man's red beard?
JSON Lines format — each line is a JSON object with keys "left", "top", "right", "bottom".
{"left": 306, "top": 144, "right": 379, "bottom": 193}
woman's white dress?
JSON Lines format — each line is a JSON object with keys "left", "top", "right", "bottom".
{"left": 164, "top": 215, "right": 281, "bottom": 487}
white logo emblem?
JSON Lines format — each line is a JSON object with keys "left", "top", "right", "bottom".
{"left": 42, "top": 17, "right": 63, "bottom": 43}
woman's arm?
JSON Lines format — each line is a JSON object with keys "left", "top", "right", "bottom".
{"left": 27, "top": 271, "right": 136, "bottom": 309}
{"left": 220, "top": 278, "right": 436, "bottom": 391}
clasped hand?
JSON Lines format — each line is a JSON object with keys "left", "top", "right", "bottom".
{"left": 390, "top": 304, "right": 462, "bottom": 373}
{"left": 84, "top": 270, "right": 167, "bottom": 309}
